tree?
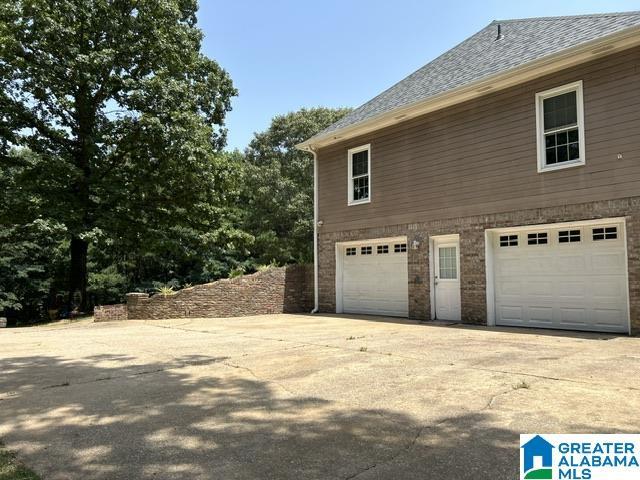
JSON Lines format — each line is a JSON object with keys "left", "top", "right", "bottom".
{"left": 0, "top": 0, "right": 236, "bottom": 311}
{"left": 242, "top": 107, "right": 352, "bottom": 264}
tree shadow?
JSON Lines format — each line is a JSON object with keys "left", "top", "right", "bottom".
{"left": 0, "top": 354, "right": 629, "bottom": 480}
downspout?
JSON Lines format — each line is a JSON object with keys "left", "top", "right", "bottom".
{"left": 309, "top": 146, "right": 319, "bottom": 313}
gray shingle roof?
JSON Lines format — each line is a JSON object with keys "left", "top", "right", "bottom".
{"left": 310, "top": 12, "right": 640, "bottom": 142}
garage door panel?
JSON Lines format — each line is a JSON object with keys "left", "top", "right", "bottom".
{"left": 559, "top": 308, "right": 588, "bottom": 326}
{"left": 556, "top": 281, "right": 587, "bottom": 298}
{"left": 593, "top": 309, "right": 627, "bottom": 327}
{"left": 497, "top": 280, "right": 523, "bottom": 296}
{"left": 493, "top": 222, "right": 629, "bottom": 333}
{"left": 340, "top": 240, "right": 408, "bottom": 318}
{"left": 528, "top": 306, "right": 554, "bottom": 323}
{"left": 499, "top": 305, "right": 524, "bottom": 322}
{"left": 591, "top": 252, "right": 626, "bottom": 272}
{"left": 528, "top": 281, "right": 554, "bottom": 297}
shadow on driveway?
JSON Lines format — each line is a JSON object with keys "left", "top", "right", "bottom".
{"left": 0, "top": 353, "right": 528, "bottom": 480}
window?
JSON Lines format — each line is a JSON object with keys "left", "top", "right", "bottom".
{"left": 559, "top": 230, "right": 581, "bottom": 243}
{"left": 346, "top": 247, "right": 357, "bottom": 256}
{"left": 593, "top": 227, "right": 617, "bottom": 241}
{"left": 377, "top": 245, "right": 389, "bottom": 254}
{"left": 360, "top": 246, "right": 372, "bottom": 255}
{"left": 535, "top": 81, "right": 585, "bottom": 172}
{"left": 499, "top": 235, "right": 518, "bottom": 247}
{"left": 528, "top": 232, "right": 548, "bottom": 245}
{"left": 438, "top": 247, "right": 457, "bottom": 280}
{"left": 394, "top": 243, "right": 407, "bottom": 253}
{"left": 347, "top": 144, "right": 371, "bottom": 205}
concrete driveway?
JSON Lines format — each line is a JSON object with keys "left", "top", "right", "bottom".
{"left": 1, "top": 314, "right": 639, "bottom": 479}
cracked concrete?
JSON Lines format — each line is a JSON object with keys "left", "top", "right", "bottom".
{"left": 1, "top": 313, "right": 639, "bottom": 479}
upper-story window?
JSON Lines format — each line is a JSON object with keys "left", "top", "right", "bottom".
{"left": 535, "top": 81, "right": 585, "bottom": 173}
{"left": 347, "top": 144, "right": 371, "bottom": 205}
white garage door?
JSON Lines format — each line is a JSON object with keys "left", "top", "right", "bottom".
{"left": 492, "top": 221, "right": 629, "bottom": 333}
{"left": 339, "top": 239, "right": 408, "bottom": 317}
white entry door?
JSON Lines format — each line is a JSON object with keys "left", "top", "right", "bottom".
{"left": 433, "top": 237, "right": 461, "bottom": 321}
{"left": 339, "top": 239, "right": 409, "bottom": 317}
{"left": 491, "top": 221, "right": 629, "bottom": 333}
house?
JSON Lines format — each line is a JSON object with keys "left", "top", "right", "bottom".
{"left": 521, "top": 435, "right": 554, "bottom": 475}
{"left": 297, "top": 12, "right": 640, "bottom": 334}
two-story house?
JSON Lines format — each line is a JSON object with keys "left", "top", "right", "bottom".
{"left": 297, "top": 12, "right": 640, "bottom": 334}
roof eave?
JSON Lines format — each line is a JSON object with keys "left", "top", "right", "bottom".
{"left": 296, "top": 24, "right": 640, "bottom": 151}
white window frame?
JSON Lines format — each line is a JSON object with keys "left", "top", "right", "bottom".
{"left": 535, "top": 80, "right": 586, "bottom": 173}
{"left": 347, "top": 144, "right": 371, "bottom": 205}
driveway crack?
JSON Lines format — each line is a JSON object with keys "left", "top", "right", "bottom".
{"left": 469, "top": 366, "right": 640, "bottom": 392}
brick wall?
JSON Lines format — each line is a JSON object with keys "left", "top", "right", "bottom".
{"left": 318, "top": 197, "right": 640, "bottom": 334}
{"left": 126, "top": 265, "right": 313, "bottom": 320}
{"left": 94, "top": 304, "right": 128, "bottom": 322}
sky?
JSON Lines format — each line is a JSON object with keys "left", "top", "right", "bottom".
{"left": 199, "top": 0, "right": 639, "bottom": 151}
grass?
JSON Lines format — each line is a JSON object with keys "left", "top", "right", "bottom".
{"left": 0, "top": 443, "right": 39, "bottom": 480}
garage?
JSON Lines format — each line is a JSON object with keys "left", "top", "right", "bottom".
{"left": 336, "top": 237, "right": 408, "bottom": 317}
{"left": 489, "top": 220, "right": 629, "bottom": 333}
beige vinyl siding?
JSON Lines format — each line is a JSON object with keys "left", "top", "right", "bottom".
{"left": 317, "top": 46, "right": 640, "bottom": 233}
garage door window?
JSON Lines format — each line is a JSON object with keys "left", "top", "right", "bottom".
{"left": 394, "top": 243, "right": 407, "bottom": 253}
{"left": 527, "top": 232, "right": 548, "bottom": 245}
{"left": 346, "top": 247, "right": 357, "bottom": 256}
{"left": 499, "top": 235, "right": 518, "bottom": 247}
{"left": 361, "top": 246, "right": 372, "bottom": 255}
{"left": 377, "top": 245, "right": 389, "bottom": 254}
{"left": 593, "top": 227, "right": 617, "bottom": 241}
{"left": 559, "top": 230, "right": 581, "bottom": 243}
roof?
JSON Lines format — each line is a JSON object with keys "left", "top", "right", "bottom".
{"left": 301, "top": 12, "right": 640, "bottom": 148}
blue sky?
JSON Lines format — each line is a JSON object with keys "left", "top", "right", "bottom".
{"left": 199, "top": 0, "right": 639, "bottom": 151}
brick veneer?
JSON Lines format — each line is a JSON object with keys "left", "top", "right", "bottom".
{"left": 125, "top": 265, "right": 313, "bottom": 320}
{"left": 318, "top": 198, "right": 640, "bottom": 334}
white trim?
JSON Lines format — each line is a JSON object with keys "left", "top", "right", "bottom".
{"left": 335, "top": 235, "right": 407, "bottom": 314}
{"left": 335, "top": 242, "right": 344, "bottom": 313}
{"left": 484, "top": 230, "right": 496, "bottom": 326}
{"left": 535, "top": 80, "right": 586, "bottom": 173}
{"left": 347, "top": 144, "right": 371, "bottom": 205}
{"left": 296, "top": 25, "right": 640, "bottom": 151}
{"left": 337, "top": 236, "right": 407, "bottom": 246}
{"left": 311, "top": 147, "right": 319, "bottom": 313}
{"left": 484, "top": 217, "right": 630, "bottom": 334}
{"left": 429, "top": 234, "right": 461, "bottom": 321}
{"left": 622, "top": 220, "right": 632, "bottom": 335}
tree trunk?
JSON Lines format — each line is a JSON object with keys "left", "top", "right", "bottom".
{"left": 68, "top": 236, "right": 89, "bottom": 312}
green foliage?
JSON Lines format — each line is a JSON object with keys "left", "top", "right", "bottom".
{"left": 0, "top": 219, "right": 65, "bottom": 316}
{"left": 0, "top": 441, "right": 40, "bottom": 480}
{"left": 242, "top": 107, "right": 352, "bottom": 264}
{"left": 0, "top": 0, "right": 237, "bottom": 312}
{"left": 228, "top": 266, "right": 246, "bottom": 279}
{"left": 87, "top": 265, "right": 127, "bottom": 305}
{"left": 0, "top": 2, "right": 352, "bottom": 321}
{"left": 155, "top": 285, "right": 176, "bottom": 297}
{"left": 256, "top": 260, "right": 279, "bottom": 272}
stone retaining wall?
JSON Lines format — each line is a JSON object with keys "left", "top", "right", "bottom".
{"left": 94, "top": 304, "right": 128, "bottom": 322}
{"left": 125, "top": 265, "right": 313, "bottom": 320}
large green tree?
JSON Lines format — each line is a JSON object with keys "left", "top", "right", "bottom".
{"left": 0, "top": 0, "right": 236, "bottom": 310}
{"left": 243, "top": 107, "right": 351, "bottom": 264}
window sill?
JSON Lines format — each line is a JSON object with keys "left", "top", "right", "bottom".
{"left": 538, "top": 159, "right": 585, "bottom": 173}
{"left": 348, "top": 198, "right": 371, "bottom": 206}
